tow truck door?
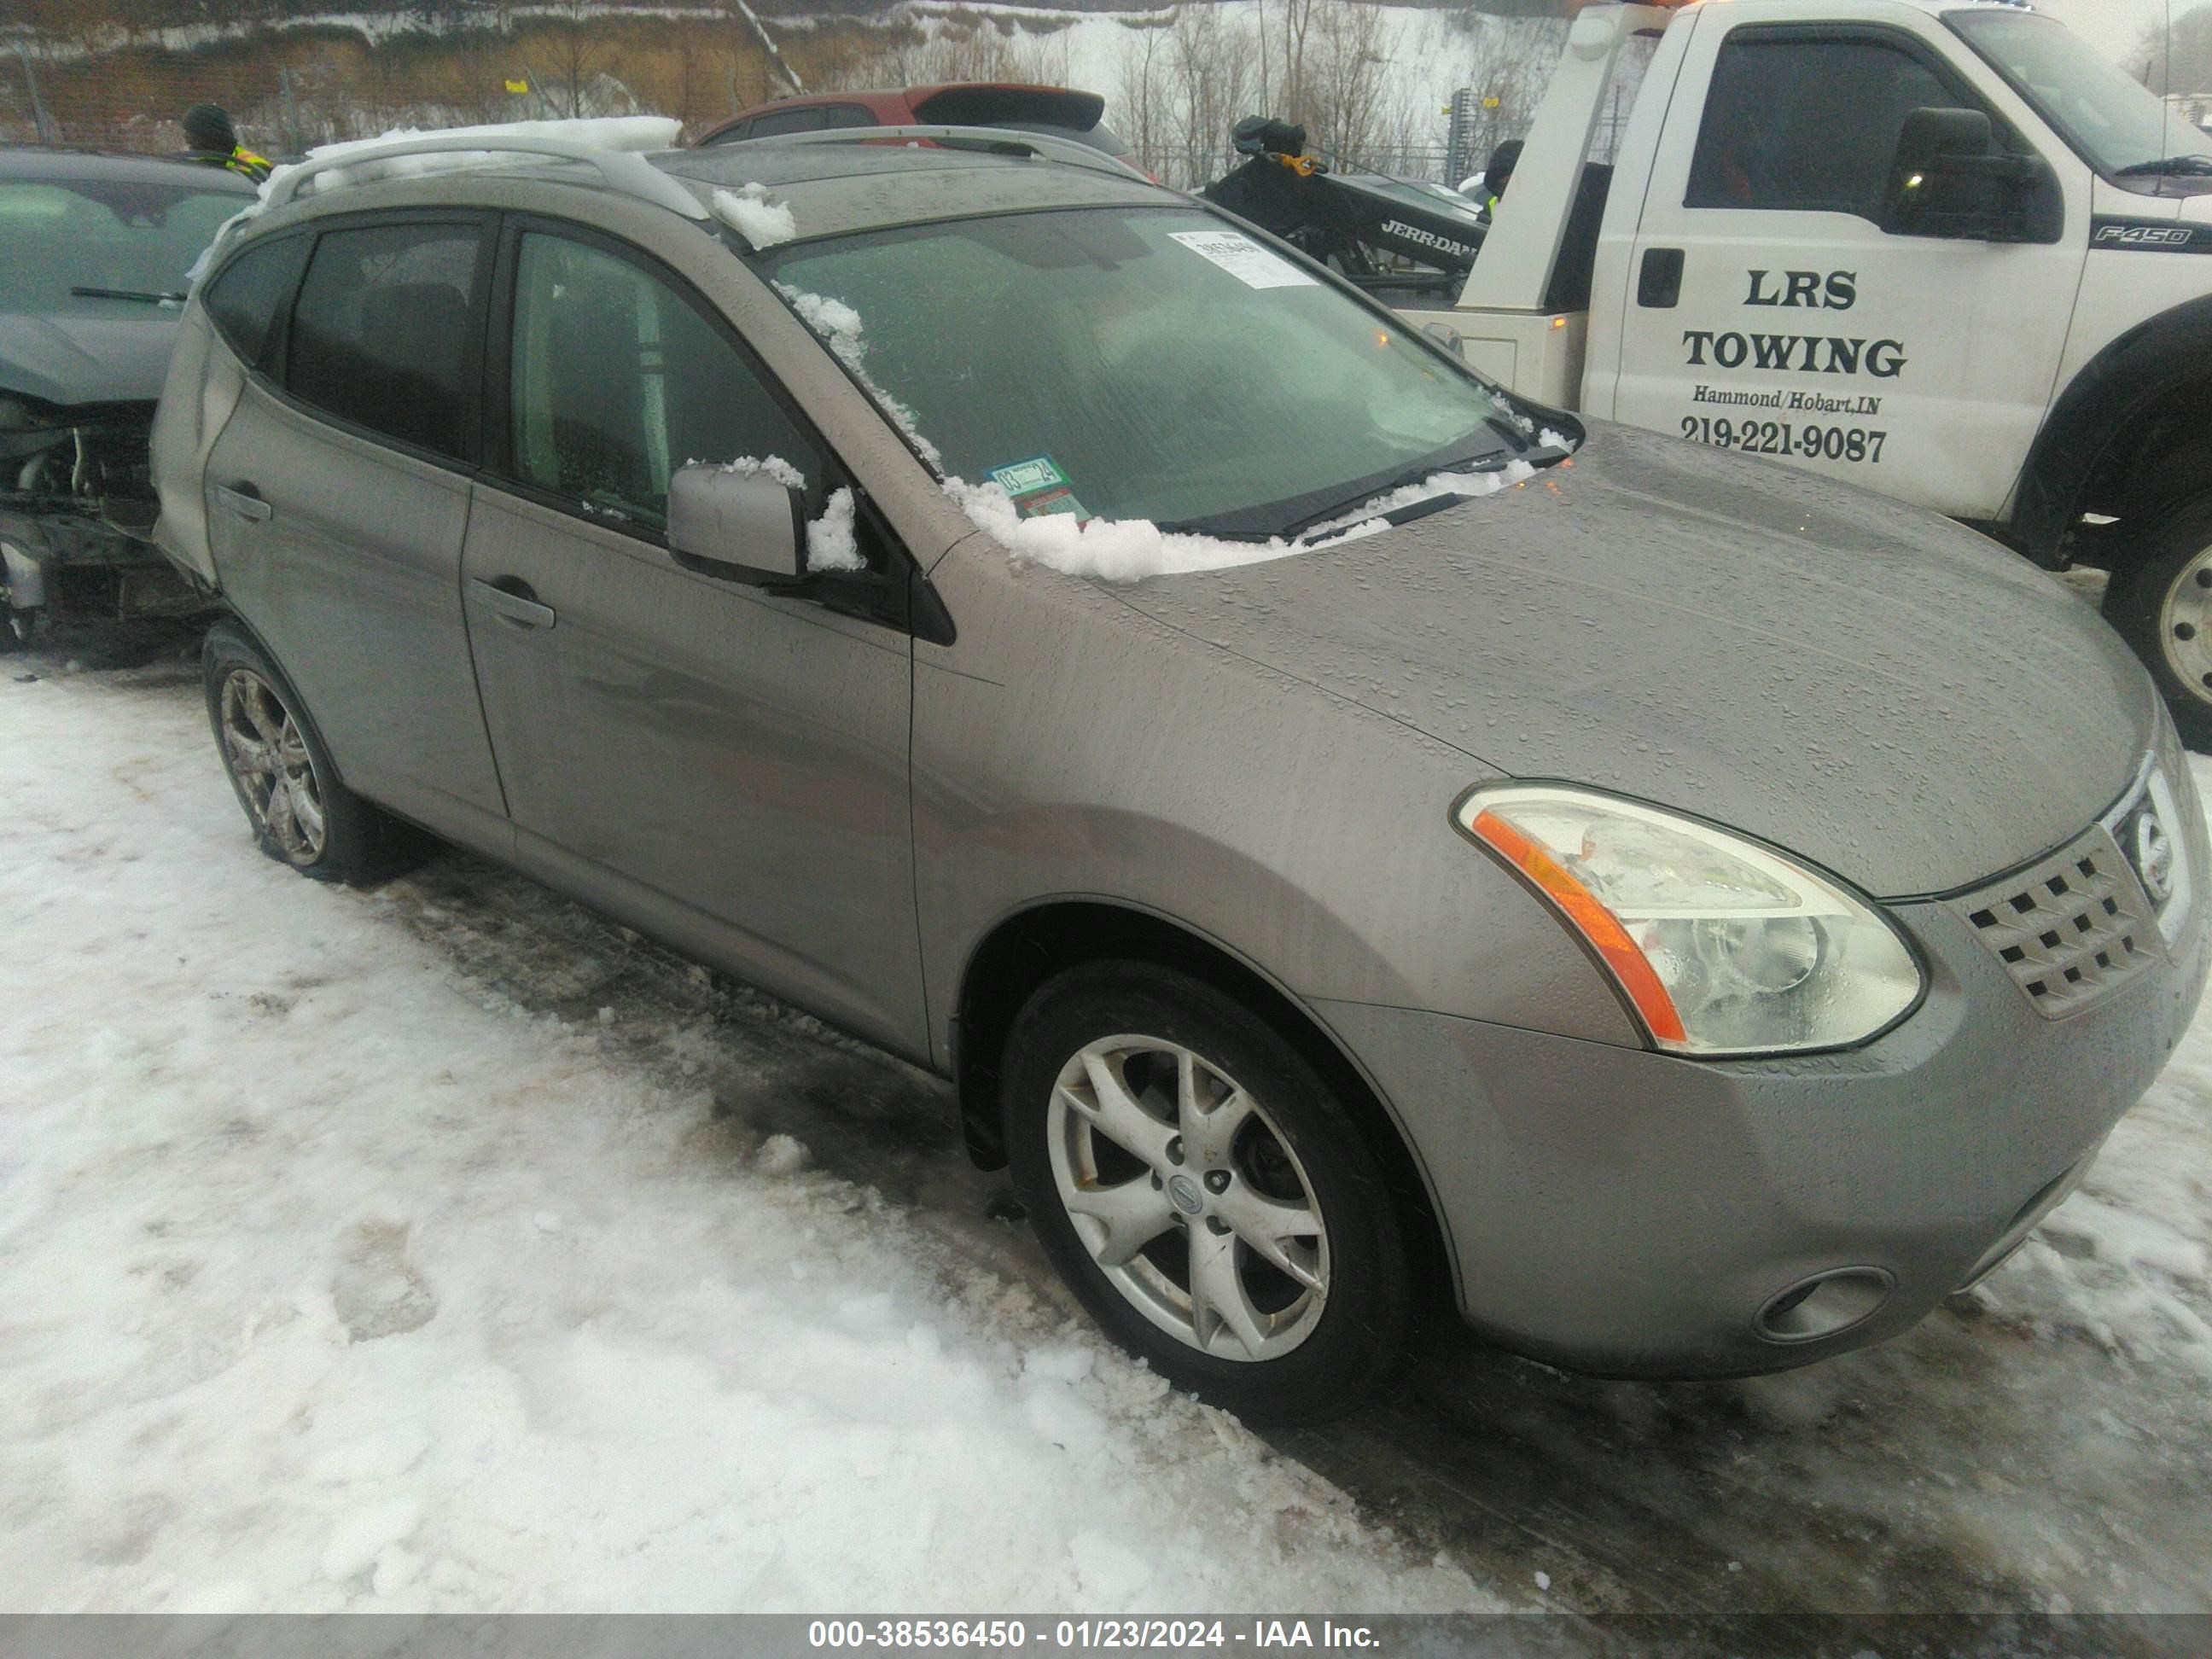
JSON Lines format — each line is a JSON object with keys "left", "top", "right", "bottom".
{"left": 1600, "top": 3, "right": 2087, "bottom": 522}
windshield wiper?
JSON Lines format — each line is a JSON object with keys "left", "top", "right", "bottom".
{"left": 70, "top": 285, "right": 186, "bottom": 304}
{"left": 2115, "top": 155, "right": 2212, "bottom": 178}
{"left": 1274, "top": 451, "right": 1514, "bottom": 541}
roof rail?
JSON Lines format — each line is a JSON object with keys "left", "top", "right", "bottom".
{"left": 263, "top": 133, "right": 708, "bottom": 221}
{"left": 736, "top": 124, "right": 1151, "bottom": 183}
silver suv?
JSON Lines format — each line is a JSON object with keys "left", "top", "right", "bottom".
{"left": 152, "top": 128, "right": 2209, "bottom": 1423}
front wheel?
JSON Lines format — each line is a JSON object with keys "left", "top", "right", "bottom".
{"left": 1003, "top": 962, "right": 1409, "bottom": 1424}
{"left": 2105, "top": 494, "right": 2212, "bottom": 750}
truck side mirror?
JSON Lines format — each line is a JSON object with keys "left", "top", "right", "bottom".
{"left": 1883, "top": 108, "right": 2063, "bottom": 245}
{"left": 667, "top": 464, "right": 804, "bottom": 585}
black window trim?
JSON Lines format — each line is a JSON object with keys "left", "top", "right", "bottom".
{"left": 480, "top": 212, "right": 925, "bottom": 637}
{"left": 1685, "top": 20, "right": 2039, "bottom": 229}
{"left": 266, "top": 207, "right": 499, "bottom": 475}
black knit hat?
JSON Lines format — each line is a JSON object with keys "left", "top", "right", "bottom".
{"left": 183, "top": 103, "right": 236, "bottom": 153}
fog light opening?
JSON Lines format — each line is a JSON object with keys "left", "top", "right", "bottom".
{"left": 1755, "top": 1267, "right": 1894, "bottom": 1344}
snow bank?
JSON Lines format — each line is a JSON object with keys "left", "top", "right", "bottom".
{"left": 712, "top": 183, "right": 795, "bottom": 249}
{"left": 0, "top": 668, "right": 1495, "bottom": 1614}
{"left": 946, "top": 458, "right": 1540, "bottom": 583}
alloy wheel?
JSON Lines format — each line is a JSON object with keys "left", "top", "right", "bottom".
{"left": 1046, "top": 1033, "right": 1329, "bottom": 1362}
{"left": 218, "top": 667, "right": 327, "bottom": 864}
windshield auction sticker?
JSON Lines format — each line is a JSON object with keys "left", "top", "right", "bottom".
{"left": 989, "top": 455, "right": 1090, "bottom": 521}
{"left": 1167, "top": 230, "right": 1317, "bottom": 290}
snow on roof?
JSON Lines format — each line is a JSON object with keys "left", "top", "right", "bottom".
{"left": 268, "top": 115, "right": 682, "bottom": 199}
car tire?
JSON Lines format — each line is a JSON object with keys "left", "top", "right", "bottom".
{"left": 1003, "top": 960, "right": 1409, "bottom": 1424}
{"left": 202, "top": 619, "right": 424, "bottom": 883}
{"left": 2105, "top": 492, "right": 2212, "bottom": 750}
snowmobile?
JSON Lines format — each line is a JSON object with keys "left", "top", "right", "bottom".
{"left": 1199, "top": 117, "right": 1487, "bottom": 297}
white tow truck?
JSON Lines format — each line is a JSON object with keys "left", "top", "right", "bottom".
{"left": 1406, "top": 0, "right": 2212, "bottom": 737}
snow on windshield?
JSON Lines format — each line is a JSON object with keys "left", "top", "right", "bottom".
{"left": 774, "top": 282, "right": 943, "bottom": 469}
{"left": 946, "top": 457, "right": 1541, "bottom": 583}
{"left": 711, "top": 183, "right": 795, "bottom": 249}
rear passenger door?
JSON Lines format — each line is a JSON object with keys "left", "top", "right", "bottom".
{"left": 203, "top": 212, "right": 510, "bottom": 847}
{"left": 459, "top": 219, "right": 927, "bottom": 1055}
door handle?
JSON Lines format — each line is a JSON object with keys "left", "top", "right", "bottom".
{"left": 1638, "top": 247, "right": 1685, "bottom": 309}
{"left": 470, "top": 576, "right": 556, "bottom": 632}
{"left": 215, "top": 482, "right": 272, "bottom": 522}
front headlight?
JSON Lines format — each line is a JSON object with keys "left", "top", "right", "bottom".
{"left": 1458, "top": 784, "right": 1924, "bottom": 1057}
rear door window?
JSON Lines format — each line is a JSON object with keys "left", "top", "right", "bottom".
{"left": 284, "top": 219, "right": 486, "bottom": 463}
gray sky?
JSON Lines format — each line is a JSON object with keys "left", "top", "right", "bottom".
{"left": 2038, "top": 0, "right": 2197, "bottom": 67}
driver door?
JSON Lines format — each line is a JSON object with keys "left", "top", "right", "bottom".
{"left": 1602, "top": 12, "right": 2087, "bottom": 522}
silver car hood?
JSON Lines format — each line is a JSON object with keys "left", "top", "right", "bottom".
{"left": 0, "top": 311, "right": 179, "bottom": 408}
{"left": 1105, "top": 424, "right": 2154, "bottom": 899}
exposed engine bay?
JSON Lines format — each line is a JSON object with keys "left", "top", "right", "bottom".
{"left": 1, "top": 397, "right": 203, "bottom": 645}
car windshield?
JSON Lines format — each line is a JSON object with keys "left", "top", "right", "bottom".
{"left": 762, "top": 207, "right": 1517, "bottom": 535}
{"left": 0, "top": 176, "right": 244, "bottom": 317}
{"left": 1948, "top": 10, "right": 2212, "bottom": 179}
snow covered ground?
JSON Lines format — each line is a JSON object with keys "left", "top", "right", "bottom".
{"left": 3, "top": 637, "right": 2211, "bottom": 1615}
{"left": 0, "top": 652, "right": 1489, "bottom": 1614}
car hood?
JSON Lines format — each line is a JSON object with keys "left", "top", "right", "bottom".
{"left": 0, "top": 311, "right": 179, "bottom": 408}
{"left": 1104, "top": 423, "right": 2154, "bottom": 899}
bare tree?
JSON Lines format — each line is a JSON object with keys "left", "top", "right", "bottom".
{"left": 544, "top": 0, "right": 602, "bottom": 119}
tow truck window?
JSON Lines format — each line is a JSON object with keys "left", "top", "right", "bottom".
{"left": 1688, "top": 34, "right": 1982, "bottom": 223}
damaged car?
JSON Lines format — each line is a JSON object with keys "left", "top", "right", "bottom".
{"left": 1, "top": 148, "right": 254, "bottom": 645}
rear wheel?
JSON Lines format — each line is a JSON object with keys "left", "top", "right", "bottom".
{"left": 2106, "top": 493, "right": 2212, "bottom": 749}
{"left": 202, "top": 620, "right": 423, "bottom": 883}
{"left": 1004, "top": 961, "right": 1408, "bottom": 1423}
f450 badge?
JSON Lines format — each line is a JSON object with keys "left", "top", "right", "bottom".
{"left": 2093, "top": 219, "right": 2204, "bottom": 252}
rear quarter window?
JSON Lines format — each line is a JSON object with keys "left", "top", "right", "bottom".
{"left": 203, "top": 234, "right": 309, "bottom": 370}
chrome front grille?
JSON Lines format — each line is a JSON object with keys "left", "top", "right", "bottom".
{"left": 1955, "top": 823, "right": 2158, "bottom": 1019}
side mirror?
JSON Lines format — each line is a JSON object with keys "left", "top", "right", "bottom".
{"left": 667, "top": 463, "right": 803, "bottom": 585}
{"left": 1883, "top": 108, "right": 2063, "bottom": 244}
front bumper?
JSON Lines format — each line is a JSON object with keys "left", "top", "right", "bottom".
{"left": 2, "top": 504, "right": 201, "bottom": 626}
{"left": 1313, "top": 823, "right": 2210, "bottom": 1380}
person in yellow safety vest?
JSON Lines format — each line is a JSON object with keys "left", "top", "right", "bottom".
{"left": 181, "top": 104, "right": 271, "bottom": 183}
{"left": 1477, "top": 138, "right": 1522, "bottom": 224}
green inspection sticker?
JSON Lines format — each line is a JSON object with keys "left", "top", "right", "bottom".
{"left": 988, "top": 456, "right": 1067, "bottom": 496}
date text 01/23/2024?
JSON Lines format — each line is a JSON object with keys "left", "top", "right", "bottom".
{"left": 806, "top": 1619, "right": 1380, "bottom": 1650}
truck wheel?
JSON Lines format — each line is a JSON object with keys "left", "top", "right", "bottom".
{"left": 203, "top": 620, "right": 426, "bottom": 883}
{"left": 2106, "top": 494, "right": 2212, "bottom": 751}
{"left": 1003, "top": 961, "right": 1409, "bottom": 1424}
